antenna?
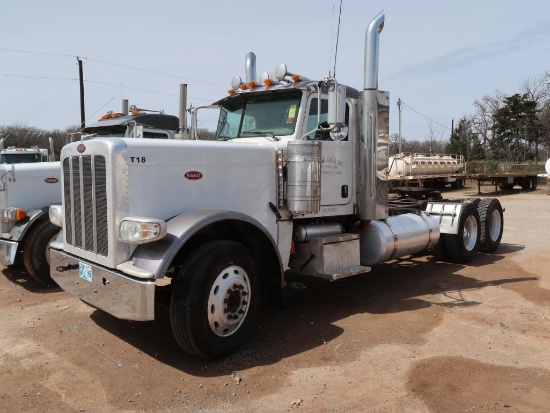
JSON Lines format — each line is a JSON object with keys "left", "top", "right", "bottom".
{"left": 332, "top": 0, "right": 343, "bottom": 77}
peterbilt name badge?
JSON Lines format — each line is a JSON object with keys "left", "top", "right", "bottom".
{"left": 184, "top": 171, "right": 203, "bottom": 180}
{"left": 45, "top": 177, "right": 59, "bottom": 184}
{"left": 77, "top": 143, "right": 86, "bottom": 153}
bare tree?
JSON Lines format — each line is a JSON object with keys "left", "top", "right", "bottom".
{"left": 471, "top": 91, "right": 505, "bottom": 152}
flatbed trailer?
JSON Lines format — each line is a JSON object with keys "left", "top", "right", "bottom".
{"left": 389, "top": 173, "right": 539, "bottom": 193}
{"left": 463, "top": 173, "right": 539, "bottom": 193}
{"left": 389, "top": 174, "right": 466, "bottom": 189}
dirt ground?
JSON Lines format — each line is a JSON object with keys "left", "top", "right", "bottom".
{"left": 1, "top": 184, "right": 549, "bottom": 413}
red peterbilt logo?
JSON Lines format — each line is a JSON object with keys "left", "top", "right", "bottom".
{"left": 184, "top": 171, "right": 203, "bottom": 180}
{"left": 44, "top": 177, "right": 59, "bottom": 184}
{"left": 77, "top": 143, "right": 86, "bottom": 153}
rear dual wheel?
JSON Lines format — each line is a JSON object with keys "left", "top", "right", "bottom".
{"left": 170, "top": 240, "right": 260, "bottom": 360}
{"left": 477, "top": 198, "right": 503, "bottom": 252}
{"left": 440, "top": 202, "right": 481, "bottom": 263}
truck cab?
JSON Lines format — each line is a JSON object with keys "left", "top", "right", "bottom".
{"left": 1, "top": 147, "right": 50, "bottom": 164}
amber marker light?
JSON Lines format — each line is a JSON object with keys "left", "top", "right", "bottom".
{"left": 228, "top": 89, "right": 235, "bottom": 95}
{"left": 239, "top": 84, "right": 248, "bottom": 90}
{"left": 263, "top": 78, "right": 272, "bottom": 86}
{"left": 291, "top": 74, "right": 300, "bottom": 83}
{"left": 1, "top": 207, "right": 27, "bottom": 222}
{"left": 247, "top": 81, "right": 256, "bottom": 89}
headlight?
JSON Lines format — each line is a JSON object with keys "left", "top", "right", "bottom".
{"left": 119, "top": 217, "right": 167, "bottom": 244}
{"left": 49, "top": 205, "right": 64, "bottom": 227}
{"left": 1, "top": 207, "right": 27, "bottom": 223}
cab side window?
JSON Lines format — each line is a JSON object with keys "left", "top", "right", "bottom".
{"left": 307, "top": 98, "right": 349, "bottom": 140}
{"left": 307, "top": 98, "right": 329, "bottom": 139}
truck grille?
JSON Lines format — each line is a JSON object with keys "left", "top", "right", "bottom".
{"left": 63, "top": 155, "right": 108, "bottom": 256}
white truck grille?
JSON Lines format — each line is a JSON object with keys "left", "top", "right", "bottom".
{"left": 63, "top": 155, "right": 109, "bottom": 256}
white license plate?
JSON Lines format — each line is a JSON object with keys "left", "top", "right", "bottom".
{"left": 79, "top": 262, "right": 93, "bottom": 282}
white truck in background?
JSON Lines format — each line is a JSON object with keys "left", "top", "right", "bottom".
{"left": 0, "top": 104, "right": 181, "bottom": 284}
{"left": 0, "top": 136, "right": 55, "bottom": 164}
{"left": 49, "top": 12, "right": 505, "bottom": 360}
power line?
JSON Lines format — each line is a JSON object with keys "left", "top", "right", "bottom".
{"left": 0, "top": 47, "right": 226, "bottom": 87}
{"left": 400, "top": 101, "right": 451, "bottom": 130}
{"left": 0, "top": 73, "right": 212, "bottom": 102}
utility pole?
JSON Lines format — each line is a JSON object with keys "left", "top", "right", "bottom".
{"left": 397, "top": 98, "right": 402, "bottom": 154}
{"left": 77, "top": 57, "right": 85, "bottom": 130}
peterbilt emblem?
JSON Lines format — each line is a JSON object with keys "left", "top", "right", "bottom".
{"left": 185, "top": 171, "right": 203, "bottom": 180}
{"left": 77, "top": 143, "right": 86, "bottom": 153}
{"left": 44, "top": 177, "right": 59, "bottom": 184}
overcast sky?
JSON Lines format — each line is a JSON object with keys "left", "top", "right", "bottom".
{"left": 2, "top": 0, "right": 550, "bottom": 142}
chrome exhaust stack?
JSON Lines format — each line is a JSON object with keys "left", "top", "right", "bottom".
{"left": 245, "top": 52, "right": 257, "bottom": 84}
{"left": 175, "top": 84, "right": 189, "bottom": 139}
{"left": 359, "top": 11, "right": 389, "bottom": 220}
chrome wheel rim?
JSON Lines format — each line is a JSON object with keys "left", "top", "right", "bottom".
{"left": 463, "top": 215, "right": 478, "bottom": 251}
{"left": 488, "top": 209, "right": 502, "bottom": 241}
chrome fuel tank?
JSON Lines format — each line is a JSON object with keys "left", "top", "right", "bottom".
{"left": 360, "top": 212, "right": 440, "bottom": 266}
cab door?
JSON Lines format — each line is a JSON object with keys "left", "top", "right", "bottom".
{"left": 304, "top": 96, "right": 353, "bottom": 207}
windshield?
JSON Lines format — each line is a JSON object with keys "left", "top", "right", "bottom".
{"left": 1, "top": 153, "right": 43, "bottom": 164}
{"left": 81, "top": 125, "right": 127, "bottom": 137}
{"left": 216, "top": 91, "right": 302, "bottom": 140}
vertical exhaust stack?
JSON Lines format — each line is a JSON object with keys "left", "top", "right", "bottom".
{"left": 122, "top": 99, "right": 129, "bottom": 115}
{"left": 175, "top": 84, "right": 189, "bottom": 139}
{"left": 245, "top": 52, "right": 257, "bottom": 84}
{"left": 359, "top": 11, "right": 390, "bottom": 221}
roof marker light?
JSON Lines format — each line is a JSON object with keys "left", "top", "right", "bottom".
{"left": 231, "top": 75, "right": 243, "bottom": 91}
{"left": 259, "top": 72, "right": 272, "bottom": 86}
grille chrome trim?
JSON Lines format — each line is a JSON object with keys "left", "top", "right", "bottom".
{"left": 63, "top": 155, "right": 108, "bottom": 256}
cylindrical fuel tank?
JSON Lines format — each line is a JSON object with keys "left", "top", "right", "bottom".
{"left": 293, "top": 222, "right": 344, "bottom": 242}
{"left": 286, "top": 141, "right": 321, "bottom": 214}
{"left": 360, "top": 212, "right": 440, "bottom": 266}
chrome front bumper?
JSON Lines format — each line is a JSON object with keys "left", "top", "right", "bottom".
{"left": 0, "top": 239, "right": 18, "bottom": 266}
{"left": 50, "top": 248, "right": 155, "bottom": 321}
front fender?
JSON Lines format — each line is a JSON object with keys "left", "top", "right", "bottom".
{"left": 131, "top": 209, "right": 282, "bottom": 280}
{"left": 5, "top": 207, "right": 49, "bottom": 242}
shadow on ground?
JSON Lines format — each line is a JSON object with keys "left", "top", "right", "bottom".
{"left": 1, "top": 266, "right": 61, "bottom": 294}
{"left": 88, "top": 242, "right": 534, "bottom": 376}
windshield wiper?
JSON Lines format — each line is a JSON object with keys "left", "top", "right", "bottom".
{"left": 216, "top": 135, "right": 234, "bottom": 141}
{"left": 241, "top": 131, "right": 280, "bottom": 141}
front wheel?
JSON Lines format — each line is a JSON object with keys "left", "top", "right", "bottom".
{"left": 170, "top": 240, "right": 260, "bottom": 360}
{"left": 477, "top": 198, "right": 503, "bottom": 252}
{"left": 442, "top": 202, "right": 481, "bottom": 263}
{"left": 22, "top": 220, "right": 61, "bottom": 285}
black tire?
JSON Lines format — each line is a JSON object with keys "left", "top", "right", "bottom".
{"left": 450, "top": 179, "right": 464, "bottom": 189}
{"left": 477, "top": 198, "right": 503, "bottom": 253}
{"left": 170, "top": 240, "right": 260, "bottom": 360}
{"left": 430, "top": 236, "right": 448, "bottom": 261}
{"left": 22, "top": 220, "right": 61, "bottom": 285}
{"left": 442, "top": 202, "right": 481, "bottom": 263}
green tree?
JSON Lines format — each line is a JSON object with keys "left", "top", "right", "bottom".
{"left": 492, "top": 93, "right": 541, "bottom": 162}
{"left": 446, "top": 117, "right": 484, "bottom": 161}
